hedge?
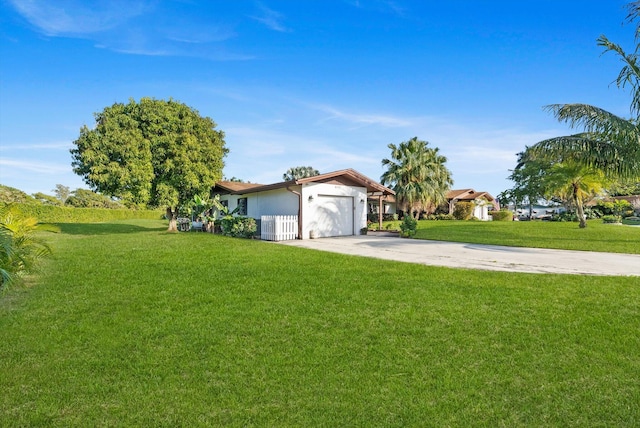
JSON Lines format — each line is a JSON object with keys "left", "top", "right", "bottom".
{"left": 489, "top": 210, "right": 513, "bottom": 221}
{"left": 452, "top": 201, "right": 475, "bottom": 220}
{"left": 8, "top": 203, "right": 164, "bottom": 224}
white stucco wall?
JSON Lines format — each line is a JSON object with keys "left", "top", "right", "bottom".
{"left": 474, "top": 204, "right": 489, "bottom": 221}
{"left": 218, "top": 189, "right": 298, "bottom": 218}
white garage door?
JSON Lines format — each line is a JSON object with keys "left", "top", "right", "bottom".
{"left": 315, "top": 195, "right": 354, "bottom": 238}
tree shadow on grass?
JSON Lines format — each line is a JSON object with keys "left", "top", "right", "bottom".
{"left": 57, "top": 222, "right": 168, "bottom": 236}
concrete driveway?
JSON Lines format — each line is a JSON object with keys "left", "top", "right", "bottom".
{"left": 279, "top": 235, "right": 640, "bottom": 276}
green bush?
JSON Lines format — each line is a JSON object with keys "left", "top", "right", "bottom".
{"left": 424, "top": 213, "right": 455, "bottom": 220}
{"left": 220, "top": 216, "right": 257, "bottom": 238}
{"left": 594, "top": 200, "right": 633, "bottom": 218}
{"left": 602, "top": 215, "right": 622, "bottom": 224}
{"left": 622, "top": 216, "right": 640, "bottom": 225}
{"left": 490, "top": 210, "right": 513, "bottom": 221}
{"left": 400, "top": 216, "right": 417, "bottom": 238}
{"left": 452, "top": 201, "right": 475, "bottom": 220}
{"left": 8, "top": 203, "right": 163, "bottom": 224}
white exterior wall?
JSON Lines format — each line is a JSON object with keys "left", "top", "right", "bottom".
{"left": 247, "top": 189, "right": 299, "bottom": 217}
{"left": 301, "top": 182, "right": 367, "bottom": 239}
{"left": 218, "top": 189, "right": 298, "bottom": 218}
{"left": 474, "top": 204, "right": 489, "bottom": 221}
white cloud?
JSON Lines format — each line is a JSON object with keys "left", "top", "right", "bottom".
{"left": 311, "top": 104, "right": 413, "bottom": 128}
{"left": 0, "top": 142, "right": 72, "bottom": 151}
{"left": 7, "top": 0, "right": 149, "bottom": 36}
{"left": 251, "top": 3, "right": 290, "bottom": 32}
{"left": 0, "top": 158, "right": 70, "bottom": 174}
{"left": 7, "top": 0, "right": 252, "bottom": 60}
{"left": 345, "top": 0, "right": 407, "bottom": 17}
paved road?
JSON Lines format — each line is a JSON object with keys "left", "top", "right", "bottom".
{"left": 279, "top": 235, "right": 640, "bottom": 276}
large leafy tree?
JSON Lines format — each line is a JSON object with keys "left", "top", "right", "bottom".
{"left": 283, "top": 166, "right": 320, "bottom": 181}
{"left": 526, "top": 2, "right": 640, "bottom": 180}
{"left": 381, "top": 137, "right": 453, "bottom": 218}
{"left": 542, "top": 162, "right": 608, "bottom": 228}
{"left": 71, "top": 98, "right": 228, "bottom": 231}
{"left": 499, "top": 151, "right": 549, "bottom": 218}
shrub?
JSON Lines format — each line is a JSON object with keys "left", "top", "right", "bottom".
{"left": 490, "top": 210, "right": 513, "bottom": 221}
{"left": 622, "top": 216, "right": 640, "bottom": 225}
{"left": 0, "top": 205, "right": 52, "bottom": 291}
{"left": 602, "top": 215, "right": 622, "bottom": 224}
{"left": 594, "top": 200, "right": 633, "bottom": 218}
{"left": 452, "top": 202, "right": 474, "bottom": 220}
{"left": 220, "top": 216, "right": 257, "bottom": 238}
{"left": 369, "top": 213, "right": 399, "bottom": 222}
{"left": 427, "top": 213, "right": 455, "bottom": 220}
{"left": 399, "top": 216, "right": 417, "bottom": 238}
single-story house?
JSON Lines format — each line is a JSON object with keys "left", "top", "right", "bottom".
{"left": 212, "top": 169, "right": 395, "bottom": 240}
{"left": 446, "top": 189, "right": 498, "bottom": 221}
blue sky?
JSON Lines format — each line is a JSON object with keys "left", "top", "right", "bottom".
{"left": 0, "top": 0, "right": 634, "bottom": 198}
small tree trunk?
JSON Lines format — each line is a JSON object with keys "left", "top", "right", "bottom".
{"left": 166, "top": 207, "right": 178, "bottom": 232}
{"left": 574, "top": 186, "right": 587, "bottom": 229}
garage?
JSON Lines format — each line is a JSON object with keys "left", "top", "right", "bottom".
{"left": 314, "top": 195, "right": 354, "bottom": 238}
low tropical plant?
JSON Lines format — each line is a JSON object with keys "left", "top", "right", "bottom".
{"left": 399, "top": 215, "right": 417, "bottom": 238}
{"left": 0, "top": 205, "right": 52, "bottom": 291}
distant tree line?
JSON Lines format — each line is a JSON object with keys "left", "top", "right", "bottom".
{"left": 1, "top": 184, "right": 129, "bottom": 209}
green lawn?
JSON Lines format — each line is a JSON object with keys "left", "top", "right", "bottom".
{"left": 400, "top": 219, "right": 640, "bottom": 254}
{"left": 1, "top": 220, "right": 639, "bottom": 426}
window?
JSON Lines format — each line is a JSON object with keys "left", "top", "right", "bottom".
{"left": 237, "top": 197, "right": 247, "bottom": 215}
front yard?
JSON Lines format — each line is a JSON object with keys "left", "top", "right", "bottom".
{"left": 378, "top": 219, "right": 640, "bottom": 254}
{"left": 1, "top": 219, "right": 639, "bottom": 426}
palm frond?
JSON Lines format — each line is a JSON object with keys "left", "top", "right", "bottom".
{"left": 625, "top": 1, "right": 640, "bottom": 43}
{"left": 527, "top": 132, "right": 639, "bottom": 179}
{"left": 597, "top": 36, "right": 640, "bottom": 119}
{"left": 544, "top": 104, "right": 637, "bottom": 135}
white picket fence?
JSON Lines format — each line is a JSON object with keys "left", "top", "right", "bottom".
{"left": 261, "top": 215, "right": 298, "bottom": 241}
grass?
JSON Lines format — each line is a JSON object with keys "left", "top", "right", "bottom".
{"left": 383, "top": 219, "right": 640, "bottom": 254}
{"left": 1, "top": 219, "right": 639, "bottom": 426}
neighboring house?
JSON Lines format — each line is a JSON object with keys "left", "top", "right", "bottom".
{"left": 212, "top": 169, "right": 394, "bottom": 240}
{"left": 446, "top": 189, "right": 498, "bottom": 221}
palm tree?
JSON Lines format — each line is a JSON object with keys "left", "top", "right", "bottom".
{"left": 527, "top": 2, "right": 640, "bottom": 180}
{"left": 0, "top": 205, "right": 52, "bottom": 290}
{"left": 381, "top": 137, "right": 453, "bottom": 219}
{"left": 543, "top": 162, "right": 608, "bottom": 228}
{"left": 283, "top": 166, "right": 320, "bottom": 181}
